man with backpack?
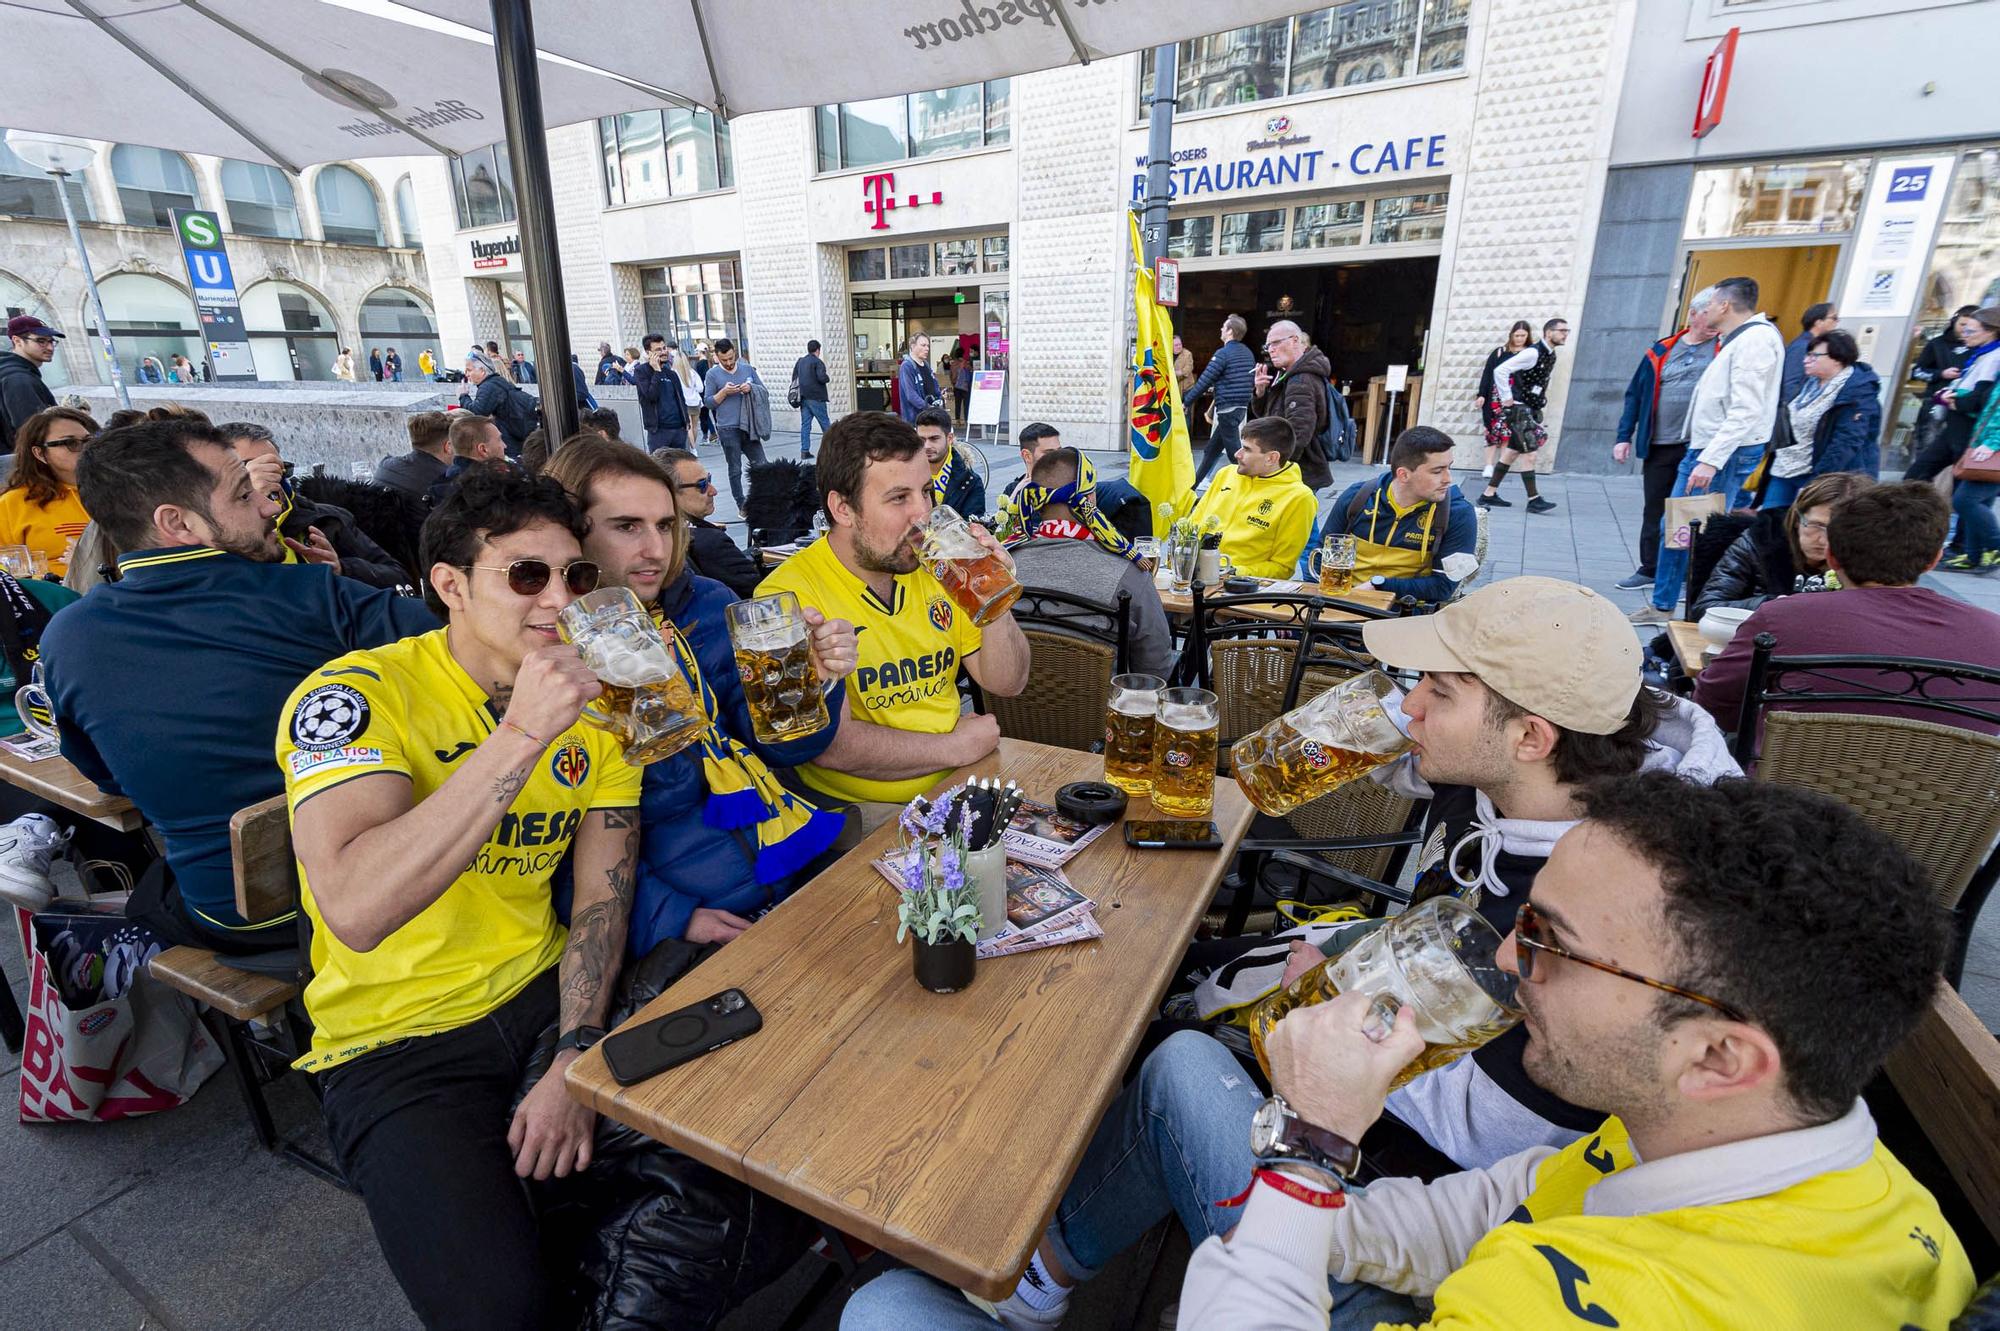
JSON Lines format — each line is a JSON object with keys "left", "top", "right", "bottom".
{"left": 1251, "top": 320, "right": 1334, "bottom": 491}
{"left": 458, "top": 352, "right": 537, "bottom": 457}
{"left": 791, "top": 339, "right": 830, "bottom": 459}
{"left": 1302, "top": 426, "right": 1476, "bottom": 603}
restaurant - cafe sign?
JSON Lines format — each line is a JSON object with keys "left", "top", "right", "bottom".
{"left": 1129, "top": 132, "right": 1449, "bottom": 203}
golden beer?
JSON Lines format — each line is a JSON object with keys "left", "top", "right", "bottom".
{"left": 1319, "top": 565, "right": 1358, "bottom": 596}
{"left": 918, "top": 505, "right": 1024, "bottom": 626}
{"left": 1247, "top": 896, "right": 1519, "bottom": 1087}
{"left": 1151, "top": 686, "right": 1220, "bottom": 818}
{"left": 559, "top": 586, "right": 708, "bottom": 766}
{"left": 735, "top": 638, "right": 829, "bottom": 744}
{"left": 1230, "top": 670, "right": 1410, "bottom": 817}
{"left": 1309, "top": 534, "right": 1358, "bottom": 596}
{"left": 1105, "top": 710, "right": 1158, "bottom": 796}
{"left": 593, "top": 672, "right": 707, "bottom": 765}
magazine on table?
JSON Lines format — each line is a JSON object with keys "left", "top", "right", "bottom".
{"left": 870, "top": 852, "right": 1099, "bottom": 957}
{"left": 999, "top": 798, "right": 1110, "bottom": 868}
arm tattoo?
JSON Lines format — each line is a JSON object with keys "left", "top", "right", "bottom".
{"left": 558, "top": 811, "right": 639, "bottom": 1028}
{"left": 599, "top": 807, "right": 640, "bottom": 830}
{"left": 491, "top": 681, "right": 514, "bottom": 709}
{"left": 491, "top": 768, "right": 528, "bottom": 805}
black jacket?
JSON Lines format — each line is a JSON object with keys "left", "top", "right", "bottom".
{"left": 371, "top": 449, "right": 448, "bottom": 501}
{"left": 1253, "top": 346, "right": 1334, "bottom": 491}
{"left": 633, "top": 361, "right": 688, "bottom": 434}
{"left": 281, "top": 493, "right": 410, "bottom": 590}
{"left": 0, "top": 351, "right": 55, "bottom": 446}
{"left": 459, "top": 375, "right": 536, "bottom": 451}
{"left": 1692, "top": 510, "right": 1822, "bottom": 618}
{"left": 684, "top": 519, "right": 761, "bottom": 599}
{"left": 791, "top": 354, "right": 829, "bottom": 402}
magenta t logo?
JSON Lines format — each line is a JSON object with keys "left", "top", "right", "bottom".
{"left": 862, "top": 171, "right": 943, "bottom": 231}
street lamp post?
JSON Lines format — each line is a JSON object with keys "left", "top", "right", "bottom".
{"left": 4, "top": 132, "right": 130, "bottom": 411}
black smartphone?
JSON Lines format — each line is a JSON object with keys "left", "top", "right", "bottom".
{"left": 601, "top": 988, "right": 763, "bottom": 1086}
{"left": 1125, "top": 819, "right": 1223, "bottom": 850}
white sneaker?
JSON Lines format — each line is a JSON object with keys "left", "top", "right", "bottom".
{"left": 0, "top": 813, "right": 72, "bottom": 912}
{"left": 971, "top": 1288, "right": 1070, "bottom": 1330}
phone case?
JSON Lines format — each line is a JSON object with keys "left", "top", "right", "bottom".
{"left": 601, "top": 988, "right": 763, "bottom": 1086}
{"left": 1124, "top": 821, "right": 1223, "bottom": 849}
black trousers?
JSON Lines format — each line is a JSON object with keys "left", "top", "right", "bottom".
{"left": 125, "top": 857, "right": 293, "bottom": 954}
{"left": 1637, "top": 442, "right": 1688, "bottom": 576}
{"left": 1905, "top": 419, "right": 1966, "bottom": 484}
{"left": 318, "top": 969, "right": 569, "bottom": 1331}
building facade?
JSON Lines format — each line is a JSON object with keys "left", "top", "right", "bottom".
{"left": 1564, "top": 0, "right": 2000, "bottom": 473}
{"left": 0, "top": 138, "right": 444, "bottom": 388}
{"left": 414, "top": 0, "right": 1639, "bottom": 468}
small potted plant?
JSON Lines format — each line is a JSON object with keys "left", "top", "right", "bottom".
{"left": 894, "top": 792, "right": 981, "bottom": 993}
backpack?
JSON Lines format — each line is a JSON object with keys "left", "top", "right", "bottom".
{"left": 498, "top": 378, "right": 542, "bottom": 445}
{"left": 1316, "top": 380, "right": 1356, "bottom": 463}
{"left": 787, "top": 363, "right": 802, "bottom": 410}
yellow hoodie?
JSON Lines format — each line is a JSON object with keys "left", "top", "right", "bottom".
{"left": 1188, "top": 461, "right": 1317, "bottom": 579}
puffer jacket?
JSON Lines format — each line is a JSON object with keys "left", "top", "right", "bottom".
{"left": 1252, "top": 346, "right": 1334, "bottom": 490}
{"left": 1808, "top": 363, "right": 1883, "bottom": 476}
{"left": 1692, "top": 508, "right": 1831, "bottom": 617}
{"left": 513, "top": 938, "right": 818, "bottom": 1330}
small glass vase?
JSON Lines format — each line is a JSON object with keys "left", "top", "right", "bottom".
{"left": 912, "top": 934, "right": 977, "bottom": 993}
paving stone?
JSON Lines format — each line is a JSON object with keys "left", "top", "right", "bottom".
{"left": 0, "top": 1228, "right": 158, "bottom": 1329}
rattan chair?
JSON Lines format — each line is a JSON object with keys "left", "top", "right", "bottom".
{"left": 983, "top": 588, "right": 1130, "bottom": 753}
{"left": 1733, "top": 635, "right": 2000, "bottom": 985}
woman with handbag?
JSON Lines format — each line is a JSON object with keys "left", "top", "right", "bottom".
{"left": 1908, "top": 306, "right": 2000, "bottom": 483}
{"left": 1762, "top": 328, "right": 1881, "bottom": 510}
{"left": 1944, "top": 387, "right": 2000, "bottom": 574}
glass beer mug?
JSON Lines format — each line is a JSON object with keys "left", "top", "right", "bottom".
{"left": 1151, "top": 686, "right": 1220, "bottom": 818}
{"left": 916, "top": 505, "right": 1022, "bottom": 626}
{"left": 1103, "top": 673, "right": 1165, "bottom": 797}
{"left": 726, "top": 590, "right": 831, "bottom": 745}
{"left": 1248, "top": 895, "right": 1521, "bottom": 1088}
{"left": 1232, "top": 670, "right": 1410, "bottom": 816}
{"left": 1307, "top": 534, "right": 1360, "bottom": 595}
{"left": 557, "top": 587, "right": 707, "bottom": 765}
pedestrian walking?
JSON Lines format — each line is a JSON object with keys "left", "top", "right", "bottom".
{"left": 1476, "top": 320, "right": 1532, "bottom": 483}
{"left": 1475, "top": 317, "right": 1570, "bottom": 513}
{"left": 792, "top": 339, "right": 830, "bottom": 459}
{"left": 702, "top": 338, "right": 768, "bottom": 506}
{"left": 1185, "top": 314, "right": 1256, "bottom": 486}
{"left": 1611, "top": 291, "right": 1719, "bottom": 589}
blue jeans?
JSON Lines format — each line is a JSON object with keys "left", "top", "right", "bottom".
{"left": 1196, "top": 406, "right": 1248, "bottom": 486}
{"left": 1954, "top": 480, "right": 2000, "bottom": 560}
{"left": 1649, "top": 447, "right": 1762, "bottom": 610}
{"left": 799, "top": 398, "right": 830, "bottom": 455}
{"left": 1759, "top": 473, "right": 1802, "bottom": 512}
{"left": 838, "top": 1032, "right": 1421, "bottom": 1329}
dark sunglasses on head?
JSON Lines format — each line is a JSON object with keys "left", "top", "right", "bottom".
{"left": 1512, "top": 901, "right": 1746, "bottom": 1022}
{"left": 462, "top": 558, "right": 599, "bottom": 597}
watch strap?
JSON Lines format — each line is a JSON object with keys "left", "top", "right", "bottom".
{"left": 554, "top": 1025, "right": 605, "bottom": 1055}
{"left": 1295, "top": 1120, "right": 1364, "bottom": 1178}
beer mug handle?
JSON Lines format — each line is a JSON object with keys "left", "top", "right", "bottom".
{"left": 1360, "top": 992, "right": 1402, "bottom": 1043}
{"left": 1306, "top": 547, "right": 1323, "bottom": 577}
{"left": 14, "top": 682, "right": 58, "bottom": 743}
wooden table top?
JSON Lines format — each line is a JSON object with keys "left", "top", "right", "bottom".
{"left": 0, "top": 746, "right": 141, "bottom": 831}
{"left": 566, "top": 738, "right": 1254, "bottom": 1300}
{"left": 1666, "top": 620, "right": 1713, "bottom": 678}
{"left": 1157, "top": 580, "right": 1396, "bottom": 623}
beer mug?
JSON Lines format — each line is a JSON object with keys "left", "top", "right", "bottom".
{"left": 726, "top": 590, "right": 830, "bottom": 745}
{"left": 1196, "top": 547, "right": 1236, "bottom": 587}
{"left": 1131, "top": 537, "right": 1160, "bottom": 575}
{"left": 13, "top": 660, "right": 58, "bottom": 743}
{"left": 556, "top": 586, "right": 707, "bottom": 765}
{"left": 1103, "top": 673, "right": 1166, "bottom": 797}
{"left": 1307, "top": 534, "right": 1359, "bottom": 596}
{"left": 1232, "top": 670, "right": 1410, "bottom": 816}
{"left": 1248, "top": 895, "right": 1520, "bottom": 1087}
{"left": 0, "top": 545, "right": 31, "bottom": 580}
{"left": 916, "top": 505, "right": 1022, "bottom": 626}
{"left": 1151, "top": 686, "right": 1219, "bottom": 818}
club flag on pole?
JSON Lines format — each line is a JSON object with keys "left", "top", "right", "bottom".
{"left": 1127, "top": 212, "right": 1194, "bottom": 537}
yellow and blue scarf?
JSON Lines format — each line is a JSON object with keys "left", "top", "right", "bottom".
{"left": 660, "top": 616, "right": 841, "bottom": 884}
{"left": 1007, "top": 453, "right": 1136, "bottom": 561}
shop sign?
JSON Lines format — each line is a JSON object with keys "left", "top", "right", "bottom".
{"left": 863, "top": 171, "right": 944, "bottom": 231}
{"left": 1154, "top": 257, "right": 1180, "bottom": 307}
{"left": 1129, "top": 133, "right": 1446, "bottom": 203}
{"left": 1246, "top": 115, "right": 1312, "bottom": 154}
{"left": 968, "top": 370, "right": 1005, "bottom": 427}
{"left": 1692, "top": 28, "right": 1738, "bottom": 140}
{"left": 169, "top": 209, "right": 255, "bottom": 380}
{"left": 1839, "top": 154, "right": 1957, "bottom": 318}
{"left": 469, "top": 233, "right": 521, "bottom": 271}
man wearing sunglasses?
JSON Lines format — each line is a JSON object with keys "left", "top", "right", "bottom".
{"left": 1, "top": 314, "right": 62, "bottom": 446}
{"left": 279, "top": 467, "right": 652, "bottom": 1327}
{"left": 657, "top": 447, "right": 761, "bottom": 599}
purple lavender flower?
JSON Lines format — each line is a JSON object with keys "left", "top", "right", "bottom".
{"left": 900, "top": 855, "right": 925, "bottom": 894}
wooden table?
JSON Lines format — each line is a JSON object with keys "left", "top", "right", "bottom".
{"left": 1158, "top": 580, "right": 1396, "bottom": 624}
{"left": 0, "top": 746, "right": 141, "bottom": 831}
{"left": 567, "top": 739, "right": 1254, "bottom": 1300}
{"left": 1666, "top": 621, "right": 1713, "bottom": 678}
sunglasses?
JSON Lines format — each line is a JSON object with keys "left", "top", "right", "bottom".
{"left": 41, "top": 436, "right": 90, "bottom": 451}
{"left": 462, "top": 558, "right": 600, "bottom": 597}
{"left": 1512, "top": 902, "right": 1746, "bottom": 1022}
{"left": 677, "top": 475, "right": 714, "bottom": 494}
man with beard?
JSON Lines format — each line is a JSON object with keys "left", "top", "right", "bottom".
{"left": 43, "top": 418, "right": 437, "bottom": 951}
{"left": 756, "top": 412, "right": 1029, "bottom": 816}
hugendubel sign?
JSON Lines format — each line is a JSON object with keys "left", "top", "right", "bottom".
{"left": 170, "top": 209, "right": 255, "bottom": 380}
{"left": 470, "top": 232, "right": 521, "bottom": 271}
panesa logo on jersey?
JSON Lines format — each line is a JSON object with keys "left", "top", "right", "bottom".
{"left": 854, "top": 646, "right": 958, "bottom": 710}
{"left": 549, "top": 740, "right": 591, "bottom": 789}
{"left": 475, "top": 806, "right": 585, "bottom": 877}
{"left": 926, "top": 595, "right": 954, "bottom": 632}
{"left": 291, "top": 683, "right": 371, "bottom": 751}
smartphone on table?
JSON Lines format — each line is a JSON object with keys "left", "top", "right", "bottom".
{"left": 1124, "top": 820, "right": 1224, "bottom": 850}
{"left": 601, "top": 988, "right": 762, "bottom": 1086}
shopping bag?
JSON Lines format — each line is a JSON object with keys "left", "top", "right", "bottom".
{"left": 14, "top": 903, "right": 222, "bottom": 1123}
{"left": 1664, "top": 491, "right": 1728, "bottom": 552}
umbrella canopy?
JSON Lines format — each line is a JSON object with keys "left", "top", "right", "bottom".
{"left": 5, "top": 0, "right": 681, "bottom": 169}
{"left": 392, "top": 0, "right": 1326, "bottom": 118}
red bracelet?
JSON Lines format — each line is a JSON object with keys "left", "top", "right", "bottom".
{"left": 1217, "top": 1168, "right": 1347, "bottom": 1210}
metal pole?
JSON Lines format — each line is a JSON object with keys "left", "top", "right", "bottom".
{"left": 1139, "top": 43, "right": 1178, "bottom": 268}
{"left": 488, "top": 0, "right": 577, "bottom": 441}
{"left": 54, "top": 169, "right": 128, "bottom": 410}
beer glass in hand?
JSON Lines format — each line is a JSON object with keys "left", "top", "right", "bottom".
{"left": 1249, "top": 895, "right": 1520, "bottom": 1087}
{"left": 1151, "top": 687, "right": 1219, "bottom": 818}
{"left": 557, "top": 587, "right": 707, "bottom": 765}
{"left": 916, "top": 505, "right": 1022, "bottom": 626}
{"left": 727, "top": 590, "right": 831, "bottom": 744}
{"left": 1104, "top": 673, "right": 1166, "bottom": 797}
{"left": 1307, "top": 534, "right": 1359, "bottom": 595}
{"left": 1232, "top": 670, "right": 1410, "bottom": 816}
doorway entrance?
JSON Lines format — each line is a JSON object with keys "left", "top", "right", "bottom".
{"left": 1677, "top": 244, "right": 1840, "bottom": 331}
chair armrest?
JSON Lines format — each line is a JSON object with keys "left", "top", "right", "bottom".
{"left": 1266, "top": 851, "right": 1409, "bottom": 908}
{"left": 1239, "top": 831, "right": 1424, "bottom": 855}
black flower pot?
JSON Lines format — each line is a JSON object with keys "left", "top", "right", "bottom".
{"left": 912, "top": 935, "right": 977, "bottom": 994}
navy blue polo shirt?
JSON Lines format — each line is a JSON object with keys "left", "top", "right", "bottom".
{"left": 43, "top": 546, "right": 437, "bottom": 933}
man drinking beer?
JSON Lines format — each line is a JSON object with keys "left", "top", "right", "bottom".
{"left": 545, "top": 436, "right": 858, "bottom": 954}
{"left": 757, "top": 412, "right": 1030, "bottom": 826}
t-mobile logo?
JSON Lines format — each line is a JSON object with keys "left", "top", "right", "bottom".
{"left": 862, "top": 172, "right": 943, "bottom": 231}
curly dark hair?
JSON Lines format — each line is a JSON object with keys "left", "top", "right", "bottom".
{"left": 1578, "top": 772, "right": 1947, "bottom": 1122}
{"left": 419, "top": 466, "right": 587, "bottom": 619}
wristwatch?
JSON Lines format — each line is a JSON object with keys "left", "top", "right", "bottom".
{"left": 1251, "top": 1094, "right": 1362, "bottom": 1181}
{"left": 553, "top": 1025, "right": 606, "bottom": 1056}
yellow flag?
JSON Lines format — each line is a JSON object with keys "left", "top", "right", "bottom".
{"left": 1126, "top": 212, "right": 1194, "bottom": 536}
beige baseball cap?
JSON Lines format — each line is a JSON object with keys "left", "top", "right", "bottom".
{"left": 1360, "top": 577, "right": 1641, "bottom": 735}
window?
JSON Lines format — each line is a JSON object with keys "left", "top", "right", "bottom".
{"left": 816, "top": 80, "right": 1010, "bottom": 172}
{"left": 638, "top": 260, "right": 747, "bottom": 358}
{"left": 0, "top": 133, "right": 94, "bottom": 222}
{"left": 451, "top": 142, "right": 516, "bottom": 229}
{"left": 1220, "top": 209, "right": 1288, "bottom": 255}
{"left": 315, "top": 165, "right": 384, "bottom": 246}
{"left": 220, "top": 161, "right": 301, "bottom": 240}
{"left": 983, "top": 235, "right": 1009, "bottom": 273}
{"left": 394, "top": 176, "right": 421, "bottom": 247}
{"left": 599, "top": 109, "right": 733, "bottom": 206}
{"left": 110, "top": 145, "right": 198, "bottom": 228}
{"left": 937, "top": 238, "right": 980, "bottom": 276}
{"left": 847, "top": 247, "right": 887, "bottom": 283}
{"left": 86, "top": 272, "right": 202, "bottom": 383}
{"left": 890, "top": 243, "right": 931, "bottom": 280}
{"left": 241, "top": 280, "right": 338, "bottom": 380}
{"left": 1141, "top": 3, "right": 1455, "bottom": 114}
{"left": 359, "top": 288, "right": 439, "bottom": 384}
{"left": 1292, "top": 201, "right": 1364, "bottom": 250}
{"left": 1370, "top": 191, "right": 1449, "bottom": 243}
{"left": 1683, "top": 158, "right": 1870, "bottom": 240}
{"left": 1162, "top": 189, "right": 1448, "bottom": 261}
{"left": 1167, "top": 216, "right": 1215, "bottom": 258}
{"left": 502, "top": 293, "right": 537, "bottom": 372}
